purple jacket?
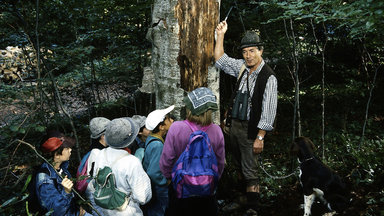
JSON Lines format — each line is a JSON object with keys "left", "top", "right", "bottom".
{"left": 159, "top": 120, "right": 225, "bottom": 179}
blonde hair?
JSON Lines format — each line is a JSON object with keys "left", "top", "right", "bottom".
{"left": 186, "top": 109, "right": 213, "bottom": 126}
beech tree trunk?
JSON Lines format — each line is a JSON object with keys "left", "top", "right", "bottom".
{"left": 145, "top": 0, "right": 221, "bottom": 122}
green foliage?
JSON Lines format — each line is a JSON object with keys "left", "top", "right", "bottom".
{"left": 0, "top": 0, "right": 383, "bottom": 215}
{"left": 332, "top": 0, "right": 384, "bottom": 40}
{"left": 1, "top": 1, "right": 153, "bottom": 214}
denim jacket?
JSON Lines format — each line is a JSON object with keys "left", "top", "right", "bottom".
{"left": 35, "top": 161, "right": 79, "bottom": 216}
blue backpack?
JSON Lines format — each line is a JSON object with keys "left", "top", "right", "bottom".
{"left": 171, "top": 120, "right": 219, "bottom": 198}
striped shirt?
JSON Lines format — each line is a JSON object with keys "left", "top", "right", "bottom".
{"left": 215, "top": 53, "right": 277, "bottom": 131}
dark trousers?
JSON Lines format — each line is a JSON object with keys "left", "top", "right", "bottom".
{"left": 166, "top": 184, "right": 218, "bottom": 216}
{"left": 229, "top": 119, "right": 260, "bottom": 187}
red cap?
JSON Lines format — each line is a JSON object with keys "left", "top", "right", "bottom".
{"left": 41, "top": 137, "right": 75, "bottom": 153}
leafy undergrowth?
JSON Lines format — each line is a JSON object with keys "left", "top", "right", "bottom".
{"left": 217, "top": 179, "right": 383, "bottom": 216}
{"left": 216, "top": 133, "right": 384, "bottom": 216}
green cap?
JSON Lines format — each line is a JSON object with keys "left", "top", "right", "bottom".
{"left": 240, "top": 31, "right": 263, "bottom": 49}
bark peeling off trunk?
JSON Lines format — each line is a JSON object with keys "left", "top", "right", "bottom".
{"left": 148, "top": 0, "right": 220, "bottom": 121}
{"left": 176, "top": 0, "right": 219, "bottom": 92}
{"left": 148, "top": 0, "right": 183, "bottom": 118}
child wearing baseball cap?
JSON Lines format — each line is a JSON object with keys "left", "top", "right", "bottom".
{"left": 142, "top": 105, "right": 175, "bottom": 216}
{"left": 36, "top": 134, "right": 90, "bottom": 216}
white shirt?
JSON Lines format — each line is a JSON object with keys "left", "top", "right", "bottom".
{"left": 215, "top": 53, "right": 278, "bottom": 131}
{"left": 86, "top": 147, "right": 152, "bottom": 216}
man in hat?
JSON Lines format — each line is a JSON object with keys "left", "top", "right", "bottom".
{"left": 36, "top": 135, "right": 90, "bottom": 216}
{"left": 86, "top": 117, "right": 152, "bottom": 216}
{"left": 214, "top": 21, "right": 278, "bottom": 214}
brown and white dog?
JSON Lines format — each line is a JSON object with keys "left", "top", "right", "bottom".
{"left": 291, "top": 137, "right": 348, "bottom": 216}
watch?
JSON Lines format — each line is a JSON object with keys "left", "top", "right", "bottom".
{"left": 257, "top": 135, "right": 264, "bottom": 141}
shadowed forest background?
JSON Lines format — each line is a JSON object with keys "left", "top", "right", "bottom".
{"left": 0, "top": 0, "right": 383, "bottom": 215}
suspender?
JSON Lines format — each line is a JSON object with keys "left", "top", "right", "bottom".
{"left": 225, "top": 64, "right": 247, "bottom": 127}
{"left": 238, "top": 64, "right": 246, "bottom": 80}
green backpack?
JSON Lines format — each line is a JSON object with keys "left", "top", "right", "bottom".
{"left": 93, "top": 152, "right": 130, "bottom": 211}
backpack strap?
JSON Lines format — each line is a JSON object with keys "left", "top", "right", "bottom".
{"left": 183, "top": 120, "right": 213, "bottom": 151}
{"left": 225, "top": 64, "right": 248, "bottom": 128}
{"left": 104, "top": 150, "right": 129, "bottom": 168}
{"left": 141, "top": 138, "right": 162, "bottom": 165}
{"left": 238, "top": 64, "right": 247, "bottom": 80}
{"left": 101, "top": 151, "right": 131, "bottom": 198}
{"left": 145, "top": 138, "right": 161, "bottom": 149}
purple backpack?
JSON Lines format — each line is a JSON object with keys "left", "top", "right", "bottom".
{"left": 171, "top": 120, "right": 219, "bottom": 198}
{"left": 75, "top": 151, "right": 91, "bottom": 193}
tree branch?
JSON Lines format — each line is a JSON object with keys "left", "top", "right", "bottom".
{"left": 16, "top": 139, "right": 102, "bottom": 216}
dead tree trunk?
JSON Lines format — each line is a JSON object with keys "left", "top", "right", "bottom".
{"left": 145, "top": 0, "right": 220, "bottom": 122}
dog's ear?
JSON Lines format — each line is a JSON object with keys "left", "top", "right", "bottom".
{"left": 293, "top": 136, "right": 316, "bottom": 156}
{"left": 305, "top": 137, "right": 317, "bottom": 152}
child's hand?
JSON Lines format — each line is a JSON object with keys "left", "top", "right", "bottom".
{"left": 62, "top": 175, "right": 74, "bottom": 194}
{"left": 79, "top": 206, "right": 86, "bottom": 216}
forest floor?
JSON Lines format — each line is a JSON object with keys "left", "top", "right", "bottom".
{"left": 214, "top": 134, "right": 383, "bottom": 216}
{"left": 216, "top": 181, "right": 378, "bottom": 216}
